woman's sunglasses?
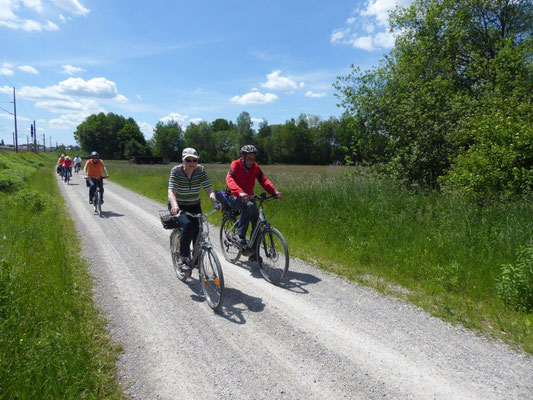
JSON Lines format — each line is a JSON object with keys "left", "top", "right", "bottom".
{"left": 184, "top": 158, "right": 198, "bottom": 163}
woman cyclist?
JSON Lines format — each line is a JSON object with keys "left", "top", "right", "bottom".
{"left": 168, "top": 147, "right": 220, "bottom": 272}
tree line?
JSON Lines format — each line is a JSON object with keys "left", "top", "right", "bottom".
{"left": 73, "top": 111, "right": 352, "bottom": 165}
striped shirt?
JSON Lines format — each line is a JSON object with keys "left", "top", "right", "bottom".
{"left": 168, "top": 164, "right": 212, "bottom": 206}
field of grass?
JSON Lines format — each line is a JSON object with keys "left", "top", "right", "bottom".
{"left": 0, "top": 152, "right": 123, "bottom": 399}
{"left": 106, "top": 160, "right": 533, "bottom": 353}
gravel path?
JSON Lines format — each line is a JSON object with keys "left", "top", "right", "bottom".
{"left": 58, "top": 173, "right": 533, "bottom": 400}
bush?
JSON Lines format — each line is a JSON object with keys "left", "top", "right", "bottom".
{"left": 497, "top": 244, "right": 533, "bottom": 313}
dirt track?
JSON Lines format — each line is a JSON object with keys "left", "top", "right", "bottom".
{"left": 58, "top": 173, "right": 533, "bottom": 400}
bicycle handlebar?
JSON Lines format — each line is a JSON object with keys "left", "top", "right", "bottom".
{"left": 177, "top": 207, "right": 219, "bottom": 219}
{"left": 249, "top": 192, "right": 278, "bottom": 202}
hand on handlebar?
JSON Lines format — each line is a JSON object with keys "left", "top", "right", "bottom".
{"left": 274, "top": 191, "right": 282, "bottom": 201}
{"left": 239, "top": 192, "right": 250, "bottom": 204}
{"left": 170, "top": 205, "right": 180, "bottom": 215}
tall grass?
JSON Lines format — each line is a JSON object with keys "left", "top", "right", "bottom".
{"left": 0, "top": 152, "right": 123, "bottom": 399}
{"left": 106, "top": 161, "right": 533, "bottom": 352}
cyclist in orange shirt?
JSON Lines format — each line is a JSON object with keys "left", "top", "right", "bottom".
{"left": 84, "top": 151, "right": 109, "bottom": 204}
{"left": 56, "top": 154, "right": 65, "bottom": 176}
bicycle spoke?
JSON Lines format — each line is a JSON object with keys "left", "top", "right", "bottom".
{"left": 257, "top": 228, "right": 289, "bottom": 284}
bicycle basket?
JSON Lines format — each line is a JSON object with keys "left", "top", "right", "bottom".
{"left": 158, "top": 210, "right": 180, "bottom": 229}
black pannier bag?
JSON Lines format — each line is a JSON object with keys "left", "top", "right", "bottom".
{"left": 215, "top": 190, "right": 231, "bottom": 211}
{"left": 158, "top": 210, "right": 181, "bottom": 229}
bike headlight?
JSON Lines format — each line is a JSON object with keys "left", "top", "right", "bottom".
{"left": 201, "top": 231, "right": 208, "bottom": 239}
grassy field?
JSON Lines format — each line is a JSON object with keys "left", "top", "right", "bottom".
{"left": 0, "top": 152, "right": 123, "bottom": 399}
{"left": 106, "top": 160, "right": 533, "bottom": 353}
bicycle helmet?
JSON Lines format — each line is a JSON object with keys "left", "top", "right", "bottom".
{"left": 240, "top": 145, "right": 258, "bottom": 155}
{"left": 90, "top": 151, "right": 99, "bottom": 157}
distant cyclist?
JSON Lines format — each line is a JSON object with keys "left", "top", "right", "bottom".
{"left": 84, "top": 151, "right": 109, "bottom": 204}
{"left": 73, "top": 155, "right": 82, "bottom": 173}
{"left": 168, "top": 147, "right": 220, "bottom": 272}
{"left": 226, "top": 145, "right": 281, "bottom": 259}
{"left": 56, "top": 153, "right": 65, "bottom": 176}
{"left": 63, "top": 156, "right": 72, "bottom": 181}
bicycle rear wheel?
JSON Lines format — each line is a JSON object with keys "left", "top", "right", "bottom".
{"left": 199, "top": 247, "right": 224, "bottom": 311}
{"left": 170, "top": 230, "right": 190, "bottom": 281}
{"left": 256, "top": 228, "right": 289, "bottom": 284}
{"left": 220, "top": 215, "right": 241, "bottom": 263}
{"left": 97, "top": 194, "right": 102, "bottom": 217}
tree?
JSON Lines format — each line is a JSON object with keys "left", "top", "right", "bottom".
{"left": 335, "top": 0, "right": 533, "bottom": 190}
{"left": 152, "top": 120, "right": 184, "bottom": 161}
{"left": 73, "top": 113, "right": 150, "bottom": 159}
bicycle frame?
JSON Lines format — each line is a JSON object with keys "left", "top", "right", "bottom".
{"left": 175, "top": 208, "right": 217, "bottom": 266}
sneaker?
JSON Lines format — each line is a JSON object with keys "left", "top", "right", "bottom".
{"left": 101, "top": 199, "right": 104, "bottom": 204}
{"left": 178, "top": 262, "right": 191, "bottom": 272}
{"left": 89, "top": 200, "right": 93, "bottom": 204}
{"left": 239, "top": 237, "right": 248, "bottom": 248}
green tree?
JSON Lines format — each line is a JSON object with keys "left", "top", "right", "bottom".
{"left": 152, "top": 120, "right": 184, "bottom": 161}
{"left": 335, "top": 0, "right": 533, "bottom": 189}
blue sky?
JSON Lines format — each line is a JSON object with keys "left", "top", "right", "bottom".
{"left": 0, "top": 0, "right": 411, "bottom": 146}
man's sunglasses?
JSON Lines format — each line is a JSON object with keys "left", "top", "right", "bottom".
{"left": 184, "top": 158, "right": 198, "bottom": 163}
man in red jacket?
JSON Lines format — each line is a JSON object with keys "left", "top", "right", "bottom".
{"left": 226, "top": 145, "right": 282, "bottom": 257}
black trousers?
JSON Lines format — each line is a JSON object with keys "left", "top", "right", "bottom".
{"left": 88, "top": 178, "right": 104, "bottom": 201}
{"left": 168, "top": 202, "right": 202, "bottom": 259}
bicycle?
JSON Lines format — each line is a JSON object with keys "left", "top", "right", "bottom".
{"left": 74, "top": 163, "right": 81, "bottom": 174}
{"left": 86, "top": 177, "right": 106, "bottom": 217}
{"left": 220, "top": 193, "right": 289, "bottom": 285}
{"left": 159, "top": 208, "right": 224, "bottom": 311}
{"left": 64, "top": 167, "right": 71, "bottom": 185}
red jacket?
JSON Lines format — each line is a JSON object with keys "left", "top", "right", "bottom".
{"left": 226, "top": 158, "right": 276, "bottom": 197}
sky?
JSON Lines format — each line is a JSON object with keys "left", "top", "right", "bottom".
{"left": 0, "top": 0, "right": 412, "bottom": 146}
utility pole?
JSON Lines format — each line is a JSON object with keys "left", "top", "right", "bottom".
{"left": 13, "top": 87, "right": 18, "bottom": 153}
{"left": 33, "top": 120, "right": 37, "bottom": 153}
{"left": 49, "top": 136, "right": 52, "bottom": 151}
{"left": 43, "top": 134, "right": 46, "bottom": 152}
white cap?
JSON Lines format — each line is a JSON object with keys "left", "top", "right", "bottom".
{"left": 182, "top": 147, "right": 199, "bottom": 159}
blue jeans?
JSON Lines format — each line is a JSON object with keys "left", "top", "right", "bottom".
{"left": 226, "top": 195, "right": 258, "bottom": 240}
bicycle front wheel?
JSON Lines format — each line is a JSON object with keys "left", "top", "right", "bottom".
{"left": 199, "top": 247, "right": 224, "bottom": 311}
{"left": 220, "top": 215, "right": 241, "bottom": 263}
{"left": 256, "top": 228, "right": 289, "bottom": 284}
{"left": 93, "top": 190, "right": 98, "bottom": 214}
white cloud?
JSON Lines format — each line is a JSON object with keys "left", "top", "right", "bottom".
{"left": 360, "top": 0, "right": 412, "bottom": 26}
{"left": 261, "top": 70, "right": 304, "bottom": 91}
{"left": 330, "top": 0, "right": 413, "bottom": 52}
{"left": 230, "top": 91, "right": 278, "bottom": 105}
{"left": 0, "top": 86, "right": 12, "bottom": 95}
{"left": 251, "top": 118, "right": 265, "bottom": 125}
{"left": 137, "top": 121, "right": 153, "bottom": 138}
{"left": 352, "top": 36, "right": 374, "bottom": 51}
{"left": 188, "top": 118, "right": 203, "bottom": 125}
{"left": 1, "top": 63, "right": 14, "bottom": 76}
{"left": 160, "top": 112, "right": 188, "bottom": 124}
{"left": 35, "top": 99, "right": 83, "bottom": 111}
{"left": 305, "top": 91, "right": 327, "bottom": 98}
{"left": 115, "top": 94, "right": 128, "bottom": 103}
{"left": 53, "top": 0, "right": 90, "bottom": 16}
{"left": 0, "top": 0, "right": 88, "bottom": 31}
{"left": 136, "top": 94, "right": 142, "bottom": 100}
{"left": 58, "top": 77, "right": 118, "bottom": 98}
{"left": 23, "top": 19, "right": 41, "bottom": 31}
{"left": 60, "top": 64, "right": 86, "bottom": 75}
{"left": 45, "top": 20, "right": 59, "bottom": 30}
{"left": 18, "top": 65, "right": 39, "bottom": 74}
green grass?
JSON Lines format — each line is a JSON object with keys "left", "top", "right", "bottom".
{"left": 107, "top": 160, "right": 533, "bottom": 353}
{"left": 0, "top": 151, "right": 123, "bottom": 399}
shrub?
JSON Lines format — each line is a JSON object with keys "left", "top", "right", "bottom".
{"left": 497, "top": 244, "right": 533, "bottom": 313}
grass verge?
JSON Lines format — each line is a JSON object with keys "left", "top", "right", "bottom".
{"left": 106, "top": 160, "right": 533, "bottom": 354}
{"left": 0, "top": 151, "right": 123, "bottom": 399}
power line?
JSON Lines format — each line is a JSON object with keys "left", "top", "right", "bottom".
{"left": 1, "top": 71, "right": 14, "bottom": 87}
